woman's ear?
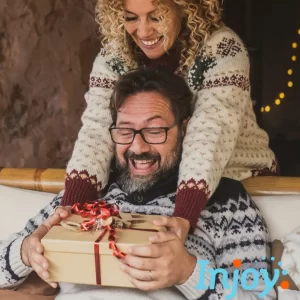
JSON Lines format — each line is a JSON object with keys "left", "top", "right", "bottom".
{"left": 181, "top": 117, "right": 190, "bottom": 137}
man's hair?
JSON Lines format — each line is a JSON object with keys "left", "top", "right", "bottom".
{"left": 109, "top": 67, "right": 192, "bottom": 123}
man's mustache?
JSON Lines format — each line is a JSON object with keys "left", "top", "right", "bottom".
{"left": 124, "top": 151, "right": 161, "bottom": 162}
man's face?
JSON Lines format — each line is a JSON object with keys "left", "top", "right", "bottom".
{"left": 114, "top": 91, "right": 183, "bottom": 193}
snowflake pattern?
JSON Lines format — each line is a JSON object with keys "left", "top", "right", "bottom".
{"left": 216, "top": 37, "right": 243, "bottom": 58}
{"left": 90, "top": 76, "right": 116, "bottom": 89}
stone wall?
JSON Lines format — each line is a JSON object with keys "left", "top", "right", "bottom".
{"left": 0, "top": 0, "right": 100, "bottom": 168}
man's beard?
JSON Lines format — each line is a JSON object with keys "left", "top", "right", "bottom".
{"left": 115, "top": 137, "right": 182, "bottom": 194}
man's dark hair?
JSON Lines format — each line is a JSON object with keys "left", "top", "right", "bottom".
{"left": 109, "top": 67, "right": 192, "bottom": 123}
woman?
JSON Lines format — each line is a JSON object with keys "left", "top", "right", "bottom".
{"left": 61, "top": 0, "right": 277, "bottom": 238}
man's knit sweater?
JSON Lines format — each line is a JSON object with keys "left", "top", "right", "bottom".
{"left": 0, "top": 177, "right": 276, "bottom": 299}
{"left": 61, "top": 26, "right": 277, "bottom": 230}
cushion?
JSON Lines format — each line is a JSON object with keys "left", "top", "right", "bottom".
{"left": 253, "top": 195, "right": 300, "bottom": 241}
{"left": 0, "top": 185, "right": 56, "bottom": 240}
{"left": 271, "top": 239, "right": 299, "bottom": 292}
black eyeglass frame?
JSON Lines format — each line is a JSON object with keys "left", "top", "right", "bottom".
{"left": 108, "top": 123, "right": 177, "bottom": 145}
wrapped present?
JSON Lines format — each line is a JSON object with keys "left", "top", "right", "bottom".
{"left": 41, "top": 201, "right": 165, "bottom": 288}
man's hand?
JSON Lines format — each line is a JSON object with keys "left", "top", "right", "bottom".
{"left": 120, "top": 231, "right": 196, "bottom": 291}
{"left": 21, "top": 207, "right": 69, "bottom": 289}
{"left": 152, "top": 216, "right": 190, "bottom": 243}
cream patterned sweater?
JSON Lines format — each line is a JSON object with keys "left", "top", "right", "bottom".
{"left": 62, "top": 27, "right": 277, "bottom": 230}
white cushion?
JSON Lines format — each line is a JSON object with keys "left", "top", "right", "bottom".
{"left": 0, "top": 185, "right": 299, "bottom": 242}
{"left": 252, "top": 195, "right": 300, "bottom": 241}
{"left": 0, "top": 185, "right": 56, "bottom": 240}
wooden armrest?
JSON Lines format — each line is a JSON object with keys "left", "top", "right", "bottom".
{"left": 0, "top": 168, "right": 65, "bottom": 193}
{"left": 1, "top": 168, "right": 300, "bottom": 196}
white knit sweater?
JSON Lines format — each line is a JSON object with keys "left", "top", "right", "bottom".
{"left": 62, "top": 27, "right": 276, "bottom": 230}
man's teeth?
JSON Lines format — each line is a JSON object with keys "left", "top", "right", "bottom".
{"left": 133, "top": 160, "right": 153, "bottom": 164}
{"left": 140, "top": 37, "right": 161, "bottom": 46}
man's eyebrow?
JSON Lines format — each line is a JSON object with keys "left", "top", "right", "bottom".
{"left": 117, "top": 121, "right": 133, "bottom": 126}
{"left": 146, "top": 116, "right": 164, "bottom": 123}
{"left": 117, "top": 116, "right": 164, "bottom": 126}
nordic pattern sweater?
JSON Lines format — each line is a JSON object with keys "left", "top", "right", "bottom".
{"left": 0, "top": 178, "right": 276, "bottom": 299}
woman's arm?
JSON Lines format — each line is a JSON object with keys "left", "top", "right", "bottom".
{"left": 173, "top": 28, "right": 252, "bottom": 230}
{"left": 61, "top": 49, "right": 120, "bottom": 206}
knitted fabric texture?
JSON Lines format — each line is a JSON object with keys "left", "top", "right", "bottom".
{"left": 61, "top": 27, "right": 277, "bottom": 230}
{"left": 0, "top": 178, "right": 276, "bottom": 299}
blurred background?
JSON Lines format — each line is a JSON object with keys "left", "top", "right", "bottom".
{"left": 0, "top": 0, "right": 299, "bottom": 176}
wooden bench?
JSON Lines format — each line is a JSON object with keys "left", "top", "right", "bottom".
{"left": 1, "top": 168, "right": 300, "bottom": 196}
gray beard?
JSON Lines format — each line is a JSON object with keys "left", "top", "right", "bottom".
{"left": 116, "top": 139, "right": 182, "bottom": 194}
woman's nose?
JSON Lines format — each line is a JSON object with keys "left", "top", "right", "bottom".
{"left": 137, "top": 19, "right": 153, "bottom": 38}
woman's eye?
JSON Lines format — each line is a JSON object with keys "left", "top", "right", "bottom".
{"left": 124, "top": 16, "right": 137, "bottom": 22}
{"left": 150, "top": 17, "right": 160, "bottom": 22}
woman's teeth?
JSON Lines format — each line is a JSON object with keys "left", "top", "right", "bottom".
{"left": 140, "top": 37, "right": 162, "bottom": 46}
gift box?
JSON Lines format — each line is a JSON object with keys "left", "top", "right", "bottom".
{"left": 41, "top": 205, "right": 165, "bottom": 288}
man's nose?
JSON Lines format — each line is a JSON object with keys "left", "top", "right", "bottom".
{"left": 129, "top": 133, "right": 150, "bottom": 154}
{"left": 137, "top": 19, "right": 153, "bottom": 38}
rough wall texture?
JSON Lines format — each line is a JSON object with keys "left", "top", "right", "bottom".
{"left": 0, "top": 0, "right": 100, "bottom": 168}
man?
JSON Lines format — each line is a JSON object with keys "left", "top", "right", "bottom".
{"left": 0, "top": 68, "right": 276, "bottom": 300}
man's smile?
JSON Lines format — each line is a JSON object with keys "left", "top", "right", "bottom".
{"left": 129, "top": 158, "right": 158, "bottom": 175}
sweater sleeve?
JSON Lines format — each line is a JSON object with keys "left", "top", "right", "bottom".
{"left": 173, "top": 28, "right": 250, "bottom": 230}
{"left": 61, "top": 49, "right": 120, "bottom": 206}
{"left": 0, "top": 194, "right": 62, "bottom": 289}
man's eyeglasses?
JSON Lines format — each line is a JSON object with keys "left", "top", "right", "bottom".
{"left": 109, "top": 123, "right": 177, "bottom": 145}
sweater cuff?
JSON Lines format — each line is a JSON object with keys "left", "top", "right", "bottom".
{"left": 9, "top": 237, "right": 32, "bottom": 279}
{"left": 176, "top": 257, "right": 212, "bottom": 299}
{"left": 60, "top": 170, "right": 100, "bottom": 206}
{"left": 173, "top": 183, "right": 209, "bottom": 231}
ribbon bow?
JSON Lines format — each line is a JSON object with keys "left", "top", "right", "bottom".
{"left": 71, "top": 201, "right": 121, "bottom": 231}
{"left": 65, "top": 200, "right": 126, "bottom": 259}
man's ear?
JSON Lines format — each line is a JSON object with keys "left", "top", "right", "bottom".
{"left": 180, "top": 117, "right": 190, "bottom": 137}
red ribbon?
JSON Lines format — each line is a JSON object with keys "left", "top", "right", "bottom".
{"left": 71, "top": 201, "right": 126, "bottom": 285}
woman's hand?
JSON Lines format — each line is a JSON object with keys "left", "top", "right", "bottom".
{"left": 151, "top": 216, "right": 190, "bottom": 243}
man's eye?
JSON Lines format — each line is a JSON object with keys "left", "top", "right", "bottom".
{"left": 120, "top": 132, "right": 131, "bottom": 136}
{"left": 148, "top": 130, "right": 163, "bottom": 135}
{"left": 117, "top": 129, "right": 132, "bottom": 136}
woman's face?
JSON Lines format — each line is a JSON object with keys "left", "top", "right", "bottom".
{"left": 123, "top": 0, "right": 181, "bottom": 59}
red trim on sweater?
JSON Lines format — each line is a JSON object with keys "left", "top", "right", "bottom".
{"left": 60, "top": 170, "right": 101, "bottom": 206}
{"left": 173, "top": 179, "right": 210, "bottom": 231}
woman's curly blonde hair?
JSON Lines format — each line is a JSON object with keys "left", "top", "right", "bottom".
{"left": 95, "top": 0, "right": 224, "bottom": 75}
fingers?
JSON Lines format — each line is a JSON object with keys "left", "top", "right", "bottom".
{"left": 27, "top": 237, "right": 58, "bottom": 289}
{"left": 121, "top": 263, "right": 158, "bottom": 282}
{"left": 55, "top": 207, "right": 70, "bottom": 219}
{"left": 123, "top": 255, "right": 155, "bottom": 271}
{"left": 48, "top": 282, "right": 58, "bottom": 289}
{"left": 149, "top": 231, "right": 179, "bottom": 243}
{"left": 152, "top": 216, "right": 177, "bottom": 228}
{"left": 127, "top": 244, "right": 160, "bottom": 258}
{"left": 34, "top": 211, "right": 66, "bottom": 238}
